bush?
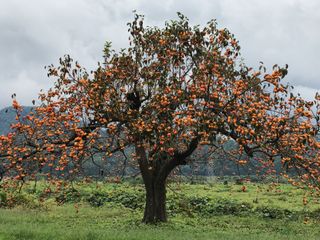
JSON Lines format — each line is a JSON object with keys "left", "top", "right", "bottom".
{"left": 86, "top": 192, "right": 110, "bottom": 207}
{"left": 309, "top": 209, "right": 320, "bottom": 219}
{"left": 86, "top": 191, "right": 144, "bottom": 209}
{"left": 0, "top": 193, "right": 41, "bottom": 209}
{"left": 256, "top": 206, "right": 297, "bottom": 219}
{"left": 208, "top": 198, "right": 253, "bottom": 216}
{"left": 188, "top": 196, "right": 210, "bottom": 213}
{"left": 0, "top": 191, "right": 7, "bottom": 207}
{"left": 183, "top": 196, "right": 253, "bottom": 216}
{"left": 111, "top": 191, "right": 144, "bottom": 209}
{"left": 55, "top": 189, "right": 81, "bottom": 204}
{"left": 167, "top": 195, "right": 186, "bottom": 215}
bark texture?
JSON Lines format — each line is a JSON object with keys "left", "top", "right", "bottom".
{"left": 143, "top": 179, "right": 167, "bottom": 223}
{"left": 135, "top": 137, "right": 199, "bottom": 224}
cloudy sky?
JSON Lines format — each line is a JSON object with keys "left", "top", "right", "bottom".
{"left": 0, "top": 0, "right": 319, "bottom": 108}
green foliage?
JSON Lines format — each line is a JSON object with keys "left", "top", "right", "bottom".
{"left": 309, "top": 208, "right": 320, "bottom": 220}
{"left": 208, "top": 198, "right": 253, "bottom": 216}
{"left": 86, "top": 190, "right": 145, "bottom": 209}
{"left": 0, "top": 192, "right": 41, "bottom": 209}
{"left": 86, "top": 192, "right": 110, "bottom": 207}
{"left": 168, "top": 195, "right": 254, "bottom": 216}
{"left": 111, "top": 191, "right": 144, "bottom": 209}
{"left": 55, "top": 189, "right": 81, "bottom": 204}
{"left": 0, "top": 191, "right": 7, "bottom": 207}
{"left": 256, "top": 206, "right": 297, "bottom": 220}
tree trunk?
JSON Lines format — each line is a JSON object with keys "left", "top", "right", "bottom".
{"left": 142, "top": 178, "right": 167, "bottom": 224}
{"left": 135, "top": 139, "right": 199, "bottom": 224}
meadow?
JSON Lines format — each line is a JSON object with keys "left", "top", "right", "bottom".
{"left": 0, "top": 179, "right": 320, "bottom": 240}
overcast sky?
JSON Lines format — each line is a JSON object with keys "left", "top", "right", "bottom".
{"left": 0, "top": 0, "right": 319, "bottom": 108}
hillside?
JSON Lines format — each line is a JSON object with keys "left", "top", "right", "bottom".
{"left": 0, "top": 106, "right": 33, "bottom": 135}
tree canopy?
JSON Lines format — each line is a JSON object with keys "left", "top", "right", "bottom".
{"left": 0, "top": 13, "right": 320, "bottom": 223}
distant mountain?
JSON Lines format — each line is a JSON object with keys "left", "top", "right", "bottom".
{"left": 0, "top": 106, "right": 34, "bottom": 135}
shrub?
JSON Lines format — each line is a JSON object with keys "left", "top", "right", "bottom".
{"left": 188, "top": 196, "right": 210, "bottom": 213}
{"left": 86, "top": 191, "right": 144, "bottom": 209}
{"left": 0, "top": 191, "right": 7, "bottom": 207}
{"left": 86, "top": 192, "right": 111, "bottom": 207}
{"left": 111, "top": 191, "right": 144, "bottom": 209}
{"left": 0, "top": 193, "right": 41, "bottom": 209}
{"left": 309, "top": 209, "right": 320, "bottom": 219}
{"left": 256, "top": 206, "right": 297, "bottom": 219}
{"left": 55, "top": 189, "right": 81, "bottom": 204}
{"left": 184, "top": 196, "right": 253, "bottom": 216}
{"left": 167, "top": 195, "right": 188, "bottom": 215}
{"left": 209, "top": 198, "right": 253, "bottom": 216}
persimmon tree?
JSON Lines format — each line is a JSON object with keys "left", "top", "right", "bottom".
{"left": 0, "top": 13, "right": 320, "bottom": 223}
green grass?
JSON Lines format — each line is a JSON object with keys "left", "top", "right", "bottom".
{"left": 0, "top": 181, "right": 320, "bottom": 240}
{"left": 0, "top": 204, "right": 319, "bottom": 240}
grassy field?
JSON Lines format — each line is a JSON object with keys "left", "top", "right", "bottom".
{"left": 0, "top": 181, "right": 320, "bottom": 240}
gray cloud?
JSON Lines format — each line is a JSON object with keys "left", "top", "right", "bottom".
{"left": 0, "top": 0, "right": 319, "bottom": 107}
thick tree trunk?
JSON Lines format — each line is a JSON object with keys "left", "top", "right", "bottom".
{"left": 142, "top": 179, "right": 167, "bottom": 224}
{"left": 135, "top": 138, "right": 199, "bottom": 224}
